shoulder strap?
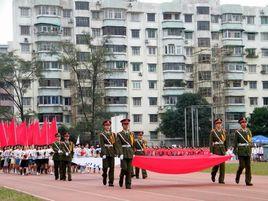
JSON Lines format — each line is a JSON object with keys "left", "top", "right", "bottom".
{"left": 213, "top": 130, "right": 223, "bottom": 143}
{"left": 101, "top": 132, "right": 112, "bottom": 145}
{"left": 236, "top": 130, "right": 249, "bottom": 143}
{"left": 136, "top": 140, "right": 143, "bottom": 151}
{"left": 118, "top": 132, "right": 130, "bottom": 146}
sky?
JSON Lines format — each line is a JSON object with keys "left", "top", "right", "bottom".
{"left": 0, "top": 0, "right": 267, "bottom": 44}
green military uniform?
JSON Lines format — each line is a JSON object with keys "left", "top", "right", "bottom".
{"left": 52, "top": 140, "right": 63, "bottom": 180}
{"left": 61, "top": 140, "right": 74, "bottom": 181}
{"left": 99, "top": 131, "right": 116, "bottom": 186}
{"left": 209, "top": 128, "right": 227, "bottom": 183}
{"left": 133, "top": 138, "right": 147, "bottom": 179}
{"left": 234, "top": 127, "right": 253, "bottom": 185}
{"left": 117, "top": 130, "right": 134, "bottom": 189}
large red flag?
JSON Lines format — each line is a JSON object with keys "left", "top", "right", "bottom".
{"left": 39, "top": 120, "right": 49, "bottom": 145}
{"left": 33, "top": 121, "right": 40, "bottom": 145}
{"left": 7, "top": 118, "right": 17, "bottom": 146}
{"left": 17, "top": 122, "right": 27, "bottom": 146}
{"left": 27, "top": 122, "right": 34, "bottom": 146}
{"left": 49, "top": 118, "right": 58, "bottom": 144}
{"left": 0, "top": 122, "right": 8, "bottom": 147}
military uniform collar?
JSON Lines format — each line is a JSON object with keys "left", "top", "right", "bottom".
{"left": 215, "top": 128, "right": 222, "bottom": 132}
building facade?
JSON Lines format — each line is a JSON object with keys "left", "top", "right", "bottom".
{"left": 12, "top": 0, "right": 268, "bottom": 145}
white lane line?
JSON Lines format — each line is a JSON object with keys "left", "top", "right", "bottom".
{"left": 3, "top": 185, "right": 55, "bottom": 201}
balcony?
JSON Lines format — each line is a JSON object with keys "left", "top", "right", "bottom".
{"left": 162, "top": 21, "right": 184, "bottom": 29}
{"left": 103, "top": 19, "right": 126, "bottom": 27}
{"left": 221, "top": 23, "right": 243, "bottom": 30}
{"left": 38, "top": 105, "right": 63, "bottom": 113}
{"left": 224, "top": 72, "right": 244, "bottom": 80}
{"left": 105, "top": 87, "right": 128, "bottom": 96}
{"left": 35, "top": 17, "right": 61, "bottom": 26}
{"left": 106, "top": 104, "right": 128, "bottom": 113}
{"left": 225, "top": 105, "right": 245, "bottom": 113}
{"left": 163, "top": 71, "right": 185, "bottom": 80}
{"left": 34, "top": 0, "right": 61, "bottom": 6}
{"left": 222, "top": 38, "right": 243, "bottom": 46}
{"left": 163, "top": 87, "right": 185, "bottom": 96}
{"left": 162, "top": 55, "right": 185, "bottom": 63}
{"left": 224, "top": 87, "right": 245, "bottom": 96}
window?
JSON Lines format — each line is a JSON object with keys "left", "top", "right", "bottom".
{"left": 37, "top": 5, "right": 61, "bottom": 16}
{"left": 164, "top": 96, "right": 177, "bottom": 105}
{"left": 106, "top": 45, "right": 126, "bottom": 53}
{"left": 261, "top": 49, "right": 268, "bottom": 57}
{"left": 261, "top": 16, "right": 268, "bottom": 24}
{"left": 133, "top": 114, "right": 142, "bottom": 123}
{"left": 76, "top": 34, "right": 87, "bottom": 44}
{"left": 148, "top": 47, "right": 156, "bottom": 55}
{"left": 164, "top": 79, "right": 184, "bottom": 87}
{"left": 92, "top": 28, "right": 101, "bottom": 37}
{"left": 104, "top": 79, "right": 127, "bottom": 87}
{"left": 105, "top": 96, "right": 127, "bottom": 104}
{"left": 22, "top": 79, "right": 31, "bottom": 88}
{"left": 198, "top": 38, "right": 210, "bottom": 47}
{"left": 106, "top": 61, "right": 127, "bottom": 70}
{"left": 147, "top": 29, "right": 157, "bottom": 38}
{"left": 63, "top": 9, "right": 71, "bottom": 18}
{"left": 149, "top": 97, "right": 157, "bottom": 106}
{"left": 22, "top": 97, "right": 31, "bottom": 106}
{"left": 132, "top": 46, "right": 140, "bottom": 55}
{"left": 64, "top": 80, "right": 71, "bottom": 88}
{"left": 132, "top": 81, "right": 141, "bottom": 89}
{"left": 225, "top": 96, "right": 245, "bottom": 104}
{"left": 263, "top": 81, "right": 268, "bottom": 89}
{"left": 64, "top": 97, "right": 71, "bottom": 105}
{"left": 20, "top": 44, "right": 30, "bottom": 53}
{"left": 184, "top": 14, "right": 192, "bottom": 22}
{"left": 249, "top": 81, "right": 257, "bottom": 89}
{"left": 131, "top": 29, "right": 140, "bottom": 38}
{"left": 248, "top": 65, "right": 257, "bottom": 73}
{"left": 131, "top": 13, "right": 140, "bottom": 22}
{"left": 211, "top": 15, "right": 219, "bottom": 23}
{"left": 147, "top": 13, "right": 155, "bottom": 22}
{"left": 225, "top": 63, "right": 243, "bottom": 72}
{"left": 197, "top": 7, "right": 209, "bottom": 15}
{"left": 148, "top": 64, "right": 156, "bottom": 72}
{"left": 65, "top": 115, "right": 71, "bottom": 124}
{"left": 197, "top": 21, "right": 210, "bottom": 30}
{"left": 163, "top": 63, "right": 185, "bottom": 71}
{"left": 232, "top": 80, "right": 242, "bottom": 87}
{"left": 186, "top": 64, "right": 193, "bottom": 72}
{"left": 20, "top": 7, "right": 30, "bottom": 17}
{"left": 211, "top": 32, "right": 219, "bottom": 40}
{"left": 187, "top": 81, "right": 194, "bottom": 88}
{"left": 163, "top": 13, "right": 172, "bottom": 20}
{"left": 133, "top": 97, "right": 141, "bottom": 106}
{"left": 222, "top": 14, "right": 242, "bottom": 23}
{"left": 20, "top": 26, "right": 30, "bottom": 35}
{"left": 185, "top": 32, "right": 193, "bottom": 39}
{"left": 198, "top": 54, "right": 211, "bottom": 63}
{"left": 164, "top": 28, "right": 182, "bottom": 36}
{"left": 185, "top": 47, "right": 193, "bottom": 56}
{"left": 249, "top": 97, "right": 258, "bottom": 106}
{"left": 75, "top": 1, "right": 89, "bottom": 10}
{"left": 104, "top": 9, "right": 125, "bottom": 19}
{"left": 63, "top": 27, "right": 71, "bottom": 36}
{"left": 261, "top": 65, "right": 268, "bottom": 74}
{"left": 102, "top": 26, "right": 126, "bottom": 36}
{"left": 199, "top": 87, "right": 212, "bottom": 97}
{"left": 164, "top": 44, "right": 182, "bottom": 55}
{"left": 261, "top": 32, "right": 268, "bottom": 41}
{"left": 148, "top": 80, "right": 157, "bottom": 89}
{"left": 246, "top": 16, "right": 255, "bottom": 24}
{"left": 38, "top": 96, "right": 63, "bottom": 105}
{"left": 223, "top": 30, "right": 242, "bottom": 38}
{"left": 76, "top": 17, "right": 89, "bottom": 27}
{"left": 149, "top": 114, "right": 158, "bottom": 123}
{"left": 247, "top": 33, "right": 255, "bottom": 40}
{"left": 77, "top": 52, "right": 90, "bottom": 62}
{"left": 263, "top": 98, "right": 268, "bottom": 105}
{"left": 132, "top": 63, "right": 141, "bottom": 71}
{"left": 198, "top": 71, "right": 211, "bottom": 80}
{"left": 226, "top": 112, "right": 244, "bottom": 121}
{"left": 39, "top": 78, "right": 61, "bottom": 87}
{"left": 150, "top": 131, "right": 158, "bottom": 140}
{"left": 92, "top": 11, "right": 100, "bottom": 20}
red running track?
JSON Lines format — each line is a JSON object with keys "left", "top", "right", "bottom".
{"left": 0, "top": 168, "right": 267, "bottom": 201}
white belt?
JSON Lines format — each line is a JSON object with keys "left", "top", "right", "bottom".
{"left": 104, "top": 144, "right": 113, "bottom": 147}
{"left": 214, "top": 142, "right": 223, "bottom": 145}
{"left": 122, "top": 145, "right": 131, "bottom": 148}
{"left": 238, "top": 143, "right": 249, "bottom": 146}
{"left": 136, "top": 149, "right": 143, "bottom": 152}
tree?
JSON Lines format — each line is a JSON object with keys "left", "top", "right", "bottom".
{"left": 249, "top": 107, "right": 268, "bottom": 136}
{"left": 0, "top": 51, "right": 42, "bottom": 121}
{"left": 56, "top": 33, "right": 112, "bottom": 144}
{"left": 159, "top": 93, "right": 211, "bottom": 146}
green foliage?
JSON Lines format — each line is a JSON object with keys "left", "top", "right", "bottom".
{"left": 159, "top": 93, "right": 211, "bottom": 146}
{"left": 249, "top": 107, "right": 268, "bottom": 136}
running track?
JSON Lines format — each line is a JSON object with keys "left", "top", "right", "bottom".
{"left": 0, "top": 169, "right": 267, "bottom": 201}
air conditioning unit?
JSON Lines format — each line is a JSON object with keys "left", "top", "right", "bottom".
{"left": 211, "top": 57, "right": 217, "bottom": 63}
{"left": 159, "top": 106, "right": 164, "bottom": 110}
{"left": 260, "top": 70, "right": 266, "bottom": 74}
{"left": 96, "top": 1, "right": 101, "bottom": 6}
{"left": 244, "top": 81, "right": 248, "bottom": 85}
{"left": 138, "top": 72, "right": 142, "bottom": 76}
{"left": 145, "top": 39, "right": 149, "bottom": 44}
{"left": 24, "top": 38, "right": 29, "bottom": 43}
{"left": 184, "top": 40, "right": 189, "bottom": 44}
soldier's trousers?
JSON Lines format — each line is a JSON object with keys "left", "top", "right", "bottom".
{"left": 135, "top": 167, "right": 147, "bottom": 179}
{"left": 102, "top": 156, "right": 115, "bottom": 184}
{"left": 53, "top": 160, "right": 61, "bottom": 180}
{"left": 236, "top": 156, "right": 252, "bottom": 184}
{"left": 61, "top": 161, "right": 72, "bottom": 180}
{"left": 211, "top": 162, "right": 225, "bottom": 182}
{"left": 120, "top": 158, "right": 132, "bottom": 188}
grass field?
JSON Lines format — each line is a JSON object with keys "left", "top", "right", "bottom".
{"left": 202, "top": 162, "right": 268, "bottom": 175}
{"left": 0, "top": 187, "right": 42, "bottom": 201}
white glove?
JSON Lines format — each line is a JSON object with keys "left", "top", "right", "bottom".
{"left": 58, "top": 150, "right": 62, "bottom": 154}
{"left": 102, "top": 155, "right": 106, "bottom": 159}
{"left": 120, "top": 155, "right": 124, "bottom": 160}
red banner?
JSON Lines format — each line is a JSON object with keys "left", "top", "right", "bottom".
{"left": 132, "top": 155, "right": 231, "bottom": 174}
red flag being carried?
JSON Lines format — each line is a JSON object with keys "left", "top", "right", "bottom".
{"left": 0, "top": 122, "right": 8, "bottom": 147}
{"left": 49, "top": 118, "right": 58, "bottom": 144}
{"left": 7, "top": 118, "right": 17, "bottom": 146}
{"left": 17, "top": 121, "right": 27, "bottom": 146}
{"left": 33, "top": 120, "right": 40, "bottom": 145}
{"left": 39, "top": 120, "right": 49, "bottom": 145}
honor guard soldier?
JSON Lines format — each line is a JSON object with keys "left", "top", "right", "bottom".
{"left": 133, "top": 131, "right": 147, "bottom": 179}
{"left": 209, "top": 118, "right": 227, "bottom": 184}
{"left": 99, "top": 120, "right": 116, "bottom": 187}
{"left": 61, "top": 133, "right": 74, "bottom": 181}
{"left": 234, "top": 117, "right": 253, "bottom": 186}
{"left": 116, "top": 118, "right": 134, "bottom": 189}
{"left": 52, "top": 133, "right": 63, "bottom": 180}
